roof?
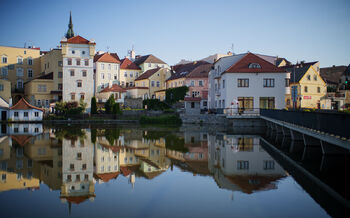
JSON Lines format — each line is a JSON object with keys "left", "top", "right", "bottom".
{"left": 140, "top": 170, "right": 165, "bottom": 180}
{"left": 186, "top": 63, "right": 212, "bottom": 78}
{"left": 60, "top": 35, "right": 96, "bottom": 45}
{"left": 320, "top": 65, "right": 347, "bottom": 84}
{"left": 94, "top": 53, "right": 120, "bottom": 63}
{"left": 100, "top": 84, "right": 126, "bottom": 93}
{"left": 284, "top": 65, "right": 311, "bottom": 83}
{"left": 94, "top": 172, "right": 119, "bottom": 183}
{"left": 10, "top": 98, "right": 44, "bottom": 111}
{"left": 134, "top": 68, "right": 161, "bottom": 81}
{"left": 120, "top": 165, "right": 140, "bottom": 177}
{"left": 133, "top": 54, "right": 166, "bottom": 65}
{"left": 120, "top": 58, "right": 141, "bottom": 70}
{"left": 61, "top": 195, "right": 95, "bottom": 204}
{"left": 275, "top": 58, "right": 291, "bottom": 66}
{"left": 36, "top": 72, "right": 54, "bottom": 80}
{"left": 168, "top": 61, "right": 210, "bottom": 81}
{"left": 225, "top": 53, "right": 286, "bottom": 73}
{"left": 281, "top": 61, "right": 318, "bottom": 69}
{"left": 10, "top": 135, "right": 33, "bottom": 146}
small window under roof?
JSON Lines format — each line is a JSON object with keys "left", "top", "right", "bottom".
{"left": 248, "top": 63, "right": 261, "bottom": 69}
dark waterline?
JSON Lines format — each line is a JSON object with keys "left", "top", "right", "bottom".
{"left": 0, "top": 124, "right": 348, "bottom": 217}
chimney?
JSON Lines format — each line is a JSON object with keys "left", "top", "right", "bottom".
{"left": 8, "top": 98, "right": 12, "bottom": 107}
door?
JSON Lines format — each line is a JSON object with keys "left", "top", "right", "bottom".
{"left": 1, "top": 111, "right": 6, "bottom": 121}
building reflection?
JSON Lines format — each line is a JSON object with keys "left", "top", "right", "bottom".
{"left": 0, "top": 125, "right": 287, "bottom": 209}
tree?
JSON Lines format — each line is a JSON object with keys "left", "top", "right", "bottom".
{"left": 91, "top": 97, "right": 97, "bottom": 114}
{"left": 112, "top": 103, "right": 121, "bottom": 114}
{"left": 105, "top": 95, "right": 115, "bottom": 114}
{"left": 165, "top": 86, "right": 189, "bottom": 105}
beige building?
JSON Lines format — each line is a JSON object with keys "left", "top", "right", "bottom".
{"left": 133, "top": 54, "right": 170, "bottom": 73}
{"left": 24, "top": 72, "right": 55, "bottom": 108}
{"left": 94, "top": 52, "right": 121, "bottom": 93}
{"left": 0, "top": 45, "right": 42, "bottom": 103}
{"left": 119, "top": 58, "right": 142, "bottom": 88}
{"left": 134, "top": 68, "right": 171, "bottom": 99}
{"left": 0, "top": 79, "right": 11, "bottom": 103}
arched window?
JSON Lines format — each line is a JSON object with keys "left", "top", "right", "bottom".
{"left": 17, "top": 56, "right": 23, "bottom": 64}
{"left": 16, "top": 79, "right": 23, "bottom": 89}
{"left": 248, "top": 63, "right": 261, "bottom": 69}
{"left": 2, "top": 55, "right": 8, "bottom": 64}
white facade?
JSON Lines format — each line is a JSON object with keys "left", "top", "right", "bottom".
{"left": 62, "top": 42, "right": 95, "bottom": 112}
{"left": 9, "top": 109, "right": 43, "bottom": 121}
{"left": 94, "top": 61, "right": 120, "bottom": 93}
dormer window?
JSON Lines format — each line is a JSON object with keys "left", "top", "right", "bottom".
{"left": 248, "top": 63, "right": 261, "bottom": 69}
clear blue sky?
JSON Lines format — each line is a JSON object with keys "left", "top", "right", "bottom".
{"left": 0, "top": 0, "right": 349, "bottom": 66}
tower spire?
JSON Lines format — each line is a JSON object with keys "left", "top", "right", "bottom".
{"left": 65, "top": 11, "right": 74, "bottom": 39}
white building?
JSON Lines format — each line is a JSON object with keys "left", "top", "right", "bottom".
{"left": 93, "top": 52, "right": 121, "bottom": 93}
{"left": 208, "top": 53, "right": 288, "bottom": 114}
{"left": 60, "top": 35, "right": 96, "bottom": 112}
{"left": 8, "top": 98, "right": 44, "bottom": 121}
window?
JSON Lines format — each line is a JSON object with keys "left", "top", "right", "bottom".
{"left": 259, "top": 97, "right": 275, "bottom": 109}
{"left": 2, "top": 56, "right": 7, "bottom": 63}
{"left": 85, "top": 59, "right": 89, "bottom": 66}
{"left": 24, "top": 127, "right": 28, "bottom": 132}
{"left": 156, "top": 81, "right": 160, "bottom": 87}
{"left": 38, "top": 85, "right": 47, "bottom": 92}
{"left": 136, "top": 72, "right": 139, "bottom": 77}
{"left": 0, "top": 84, "right": 3, "bottom": 91}
{"left": 114, "top": 74, "right": 117, "bottom": 80}
{"left": 67, "top": 175, "right": 72, "bottom": 182}
{"left": 24, "top": 112, "right": 28, "bottom": 117}
{"left": 191, "top": 102, "right": 195, "bottom": 108}
{"left": 221, "top": 80, "right": 224, "bottom": 88}
{"left": 148, "top": 63, "right": 151, "bottom": 67}
{"left": 130, "top": 72, "right": 133, "bottom": 77}
{"left": 72, "top": 50, "right": 75, "bottom": 54}
{"left": 68, "top": 58, "right": 72, "bottom": 65}
{"left": 82, "top": 51, "right": 86, "bottom": 55}
{"left": 17, "top": 57, "right": 23, "bottom": 64}
{"left": 307, "top": 75, "right": 311, "bottom": 80}
{"left": 27, "top": 57, "right": 33, "bottom": 65}
{"left": 1, "top": 67, "right": 8, "bottom": 77}
{"left": 77, "top": 81, "right": 82, "bottom": 87}
{"left": 101, "top": 64, "right": 105, "bottom": 70}
{"left": 263, "top": 78, "right": 275, "bottom": 87}
{"left": 70, "top": 164, "right": 74, "bottom": 171}
{"left": 124, "top": 72, "right": 127, "bottom": 77}
{"left": 80, "top": 93, "right": 84, "bottom": 100}
{"left": 238, "top": 97, "right": 254, "bottom": 110}
{"left": 190, "top": 80, "right": 195, "bottom": 86}
{"left": 77, "top": 153, "right": 82, "bottom": 160}
{"left": 237, "top": 160, "right": 249, "bottom": 170}
{"left": 285, "top": 78, "right": 290, "bottom": 87}
{"left": 248, "top": 63, "right": 261, "bottom": 68}
{"left": 108, "top": 64, "right": 111, "bottom": 70}
{"left": 58, "top": 61, "right": 63, "bottom": 66}
{"left": 263, "top": 160, "right": 275, "bottom": 170}
{"left": 76, "top": 59, "right": 81, "bottom": 65}
{"left": 14, "top": 127, "right": 19, "bottom": 132}
{"left": 70, "top": 70, "right": 75, "bottom": 76}
{"left": 58, "top": 71, "right": 63, "bottom": 78}
{"left": 17, "top": 80, "right": 23, "bottom": 88}
{"left": 317, "top": 87, "right": 321, "bottom": 93}
{"left": 76, "top": 175, "right": 80, "bottom": 181}
{"left": 238, "top": 79, "right": 249, "bottom": 87}
{"left": 82, "top": 70, "right": 87, "bottom": 77}
{"left": 314, "top": 75, "right": 317, "bottom": 81}
{"left": 192, "top": 91, "right": 200, "bottom": 97}
{"left": 35, "top": 112, "right": 39, "bottom": 117}
{"left": 58, "top": 83, "right": 62, "bottom": 90}
{"left": 101, "top": 73, "right": 105, "bottom": 79}
{"left": 27, "top": 69, "right": 33, "bottom": 78}
{"left": 151, "top": 81, "right": 155, "bottom": 87}
{"left": 84, "top": 174, "right": 89, "bottom": 181}
{"left": 16, "top": 68, "right": 24, "bottom": 77}
{"left": 71, "top": 93, "right": 75, "bottom": 100}
{"left": 82, "top": 164, "right": 87, "bottom": 170}
{"left": 304, "top": 86, "right": 308, "bottom": 92}
{"left": 37, "top": 100, "right": 41, "bottom": 106}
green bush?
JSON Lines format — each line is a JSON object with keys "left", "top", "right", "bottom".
{"left": 112, "top": 103, "right": 122, "bottom": 115}
{"left": 139, "top": 114, "right": 182, "bottom": 125}
{"left": 165, "top": 86, "right": 189, "bottom": 105}
{"left": 143, "top": 99, "right": 170, "bottom": 111}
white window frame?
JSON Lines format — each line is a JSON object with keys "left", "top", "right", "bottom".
{"left": 27, "top": 68, "right": 33, "bottom": 78}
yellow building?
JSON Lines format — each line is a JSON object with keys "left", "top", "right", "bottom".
{"left": 285, "top": 64, "right": 327, "bottom": 109}
{"left": 24, "top": 72, "right": 55, "bottom": 108}
{"left": 0, "top": 45, "right": 41, "bottom": 103}
{"left": 155, "top": 90, "right": 166, "bottom": 101}
{"left": 0, "top": 79, "right": 11, "bottom": 103}
{"left": 40, "top": 49, "right": 63, "bottom": 101}
{"left": 134, "top": 68, "right": 171, "bottom": 99}
{"left": 119, "top": 58, "right": 142, "bottom": 88}
{"left": 133, "top": 54, "right": 170, "bottom": 73}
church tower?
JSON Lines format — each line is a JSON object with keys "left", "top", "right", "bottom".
{"left": 65, "top": 11, "right": 74, "bottom": 39}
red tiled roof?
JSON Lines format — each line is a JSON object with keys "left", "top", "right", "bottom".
{"left": 10, "top": 98, "right": 44, "bottom": 111}
{"left": 134, "top": 68, "right": 160, "bottom": 81}
{"left": 125, "top": 87, "right": 149, "bottom": 90}
{"left": 100, "top": 84, "right": 126, "bottom": 93}
{"left": 226, "top": 53, "right": 286, "bottom": 73}
{"left": 186, "top": 64, "right": 212, "bottom": 78}
{"left": 110, "top": 53, "right": 121, "bottom": 62}
{"left": 184, "top": 97, "right": 202, "bottom": 102}
{"left": 94, "top": 172, "right": 120, "bottom": 183}
{"left": 167, "top": 61, "right": 210, "bottom": 81}
{"left": 94, "top": 53, "right": 120, "bottom": 63}
{"left": 120, "top": 58, "right": 141, "bottom": 70}
{"left": 120, "top": 165, "right": 139, "bottom": 177}
{"left": 10, "top": 135, "right": 33, "bottom": 146}
{"left": 62, "top": 195, "right": 95, "bottom": 204}
{"left": 60, "top": 35, "right": 96, "bottom": 45}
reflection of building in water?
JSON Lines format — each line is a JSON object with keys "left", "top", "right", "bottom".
{"left": 60, "top": 130, "right": 95, "bottom": 206}
{"left": 0, "top": 135, "right": 40, "bottom": 192}
{"left": 3, "top": 123, "right": 43, "bottom": 136}
{"left": 208, "top": 134, "right": 286, "bottom": 194}
{"left": 94, "top": 139, "right": 120, "bottom": 184}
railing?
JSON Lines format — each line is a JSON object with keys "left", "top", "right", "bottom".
{"left": 215, "top": 108, "right": 261, "bottom": 116}
{"left": 260, "top": 109, "right": 350, "bottom": 139}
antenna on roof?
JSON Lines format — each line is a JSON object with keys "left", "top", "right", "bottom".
{"left": 107, "top": 46, "right": 110, "bottom": 53}
{"left": 231, "top": 43, "right": 235, "bottom": 55}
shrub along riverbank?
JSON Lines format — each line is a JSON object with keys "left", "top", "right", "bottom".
{"left": 139, "top": 114, "right": 182, "bottom": 125}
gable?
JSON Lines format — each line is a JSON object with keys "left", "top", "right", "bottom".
{"left": 225, "top": 53, "right": 285, "bottom": 73}
{"left": 299, "top": 66, "right": 326, "bottom": 85}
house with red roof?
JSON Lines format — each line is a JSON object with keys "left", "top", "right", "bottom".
{"left": 119, "top": 57, "right": 142, "bottom": 88}
{"left": 96, "top": 83, "right": 126, "bottom": 104}
{"left": 8, "top": 98, "right": 44, "bottom": 121}
{"left": 208, "top": 52, "right": 288, "bottom": 114}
